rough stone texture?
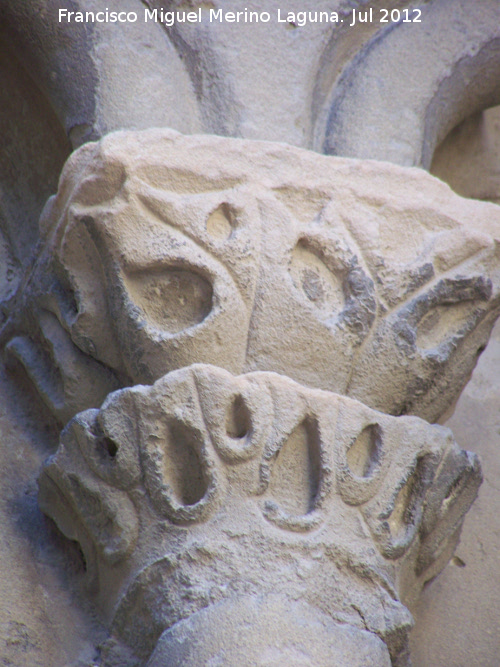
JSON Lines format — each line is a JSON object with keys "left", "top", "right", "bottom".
{"left": 1, "top": 2, "right": 500, "bottom": 664}
{"left": 147, "top": 596, "right": 392, "bottom": 667}
{"left": 2, "top": 0, "right": 500, "bottom": 268}
{"left": 38, "top": 363, "right": 480, "bottom": 665}
{"left": 4, "top": 130, "right": 500, "bottom": 428}
{"left": 0, "top": 129, "right": 497, "bottom": 665}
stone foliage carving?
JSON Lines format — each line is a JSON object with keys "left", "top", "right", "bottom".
{"left": 39, "top": 364, "right": 480, "bottom": 666}
{"left": 3, "top": 129, "right": 500, "bottom": 426}
{"left": 2, "top": 129, "right": 499, "bottom": 665}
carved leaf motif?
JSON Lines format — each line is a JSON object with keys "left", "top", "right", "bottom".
{"left": 193, "top": 365, "right": 271, "bottom": 465}
{"left": 252, "top": 186, "right": 500, "bottom": 422}
{"left": 137, "top": 378, "right": 220, "bottom": 524}
{"left": 289, "top": 241, "right": 345, "bottom": 316}
{"left": 36, "top": 361, "right": 482, "bottom": 661}
{"left": 345, "top": 274, "right": 496, "bottom": 421}
{"left": 3, "top": 130, "right": 500, "bottom": 426}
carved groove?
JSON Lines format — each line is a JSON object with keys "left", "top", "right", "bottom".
{"left": 346, "top": 424, "right": 381, "bottom": 478}
{"left": 124, "top": 268, "right": 213, "bottom": 333}
{"left": 416, "top": 302, "right": 478, "bottom": 350}
{"left": 206, "top": 203, "right": 234, "bottom": 241}
{"left": 268, "top": 419, "right": 321, "bottom": 517}
{"left": 388, "top": 457, "right": 430, "bottom": 544}
{"left": 100, "top": 436, "right": 118, "bottom": 460}
{"left": 160, "top": 421, "right": 208, "bottom": 507}
{"left": 289, "top": 240, "right": 344, "bottom": 315}
{"left": 226, "top": 394, "right": 251, "bottom": 440}
{"left": 6, "top": 128, "right": 493, "bottom": 667}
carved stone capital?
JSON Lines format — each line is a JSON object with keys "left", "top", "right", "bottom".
{"left": 2, "top": 129, "right": 498, "bottom": 665}
{"left": 3, "top": 130, "right": 500, "bottom": 428}
{"left": 39, "top": 364, "right": 480, "bottom": 666}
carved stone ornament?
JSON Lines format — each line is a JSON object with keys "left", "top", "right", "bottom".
{"left": 39, "top": 364, "right": 480, "bottom": 667}
{"left": 2, "top": 129, "right": 500, "bottom": 665}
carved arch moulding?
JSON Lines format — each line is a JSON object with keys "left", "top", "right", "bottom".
{"left": 1, "top": 2, "right": 500, "bottom": 666}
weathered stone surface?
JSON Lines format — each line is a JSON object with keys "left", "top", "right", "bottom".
{"left": 147, "top": 596, "right": 392, "bottom": 667}
{"left": 38, "top": 363, "right": 481, "bottom": 666}
{"left": 410, "top": 317, "right": 500, "bottom": 665}
{"left": 0, "top": 2, "right": 499, "bottom": 664}
{"left": 0, "top": 128, "right": 497, "bottom": 665}
{"left": 3, "top": 129, "right": 500, "bottom": 428}
{"left": 321, "top": 0, "right": 500, "bottom": 168}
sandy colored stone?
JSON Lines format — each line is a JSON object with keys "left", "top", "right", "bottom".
{"left": 1, "top": 127, "right": 499, "bottom": 665}
{"left": 39, "top": 363, "right": 480, "bottom": 665}
{"left": 4, "top": 129, "right": 500, "bottom": 428}
{"left": 147, "top": 596, "right": 392, "bottom": 667}
{"left": 409, "top": 317, "right": 500, "bottom": 666}
{"left": 322, "top": 0, "right": 500, "bottom": 168}
{"left": 0, "top": 2, "right": 499, "bottom": 664}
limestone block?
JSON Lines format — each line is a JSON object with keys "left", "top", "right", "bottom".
{"left": 3, "top": 129, "right": 500, "bottom": 425}
{"left": 38, "top": 364, "right": 481, "bottom": 666}
{"left": 0, "top": 4, "right": 499, "bottom": 665}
